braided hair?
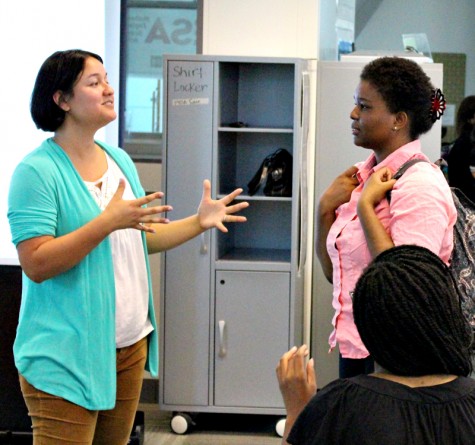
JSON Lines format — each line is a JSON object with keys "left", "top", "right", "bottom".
{"left": 360, "top": 57, "right": 435, "bottom": 140}
{"left": 353, "top": 245, "right": 473, "bottom": 377}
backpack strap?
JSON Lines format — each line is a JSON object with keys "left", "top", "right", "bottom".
{"left": 387, "top": 158, "right": 430, "bottom": 202}
{"left": 392, "top": 158, "right": 430, "bottom": 180}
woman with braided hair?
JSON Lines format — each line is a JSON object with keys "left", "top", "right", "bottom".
{"left": 277, "top": 245, "right": 475, "bottom": 445}
{"left": 316, "top": 56, "right": 457, "bottom": 378}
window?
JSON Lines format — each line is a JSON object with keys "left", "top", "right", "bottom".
{"left": 120, "top": 0, "right": 198, "bottom": 161}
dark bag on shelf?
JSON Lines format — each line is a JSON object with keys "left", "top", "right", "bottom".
{"left": 247, "top": 148, "right": 293, "bottom": 197}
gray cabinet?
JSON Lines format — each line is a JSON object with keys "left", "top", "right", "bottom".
{"left": 159, "top": 55, "right": 312, "bottom": 426}
{"left": 214, "top": 270, "right": 289, "bottom": 408}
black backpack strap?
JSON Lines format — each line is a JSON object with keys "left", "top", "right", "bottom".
{"left": 387, "top": 158, "right": 430, "bottom": 202}
{"left": 392, "top": 158, "right": 430, "bottom": 180}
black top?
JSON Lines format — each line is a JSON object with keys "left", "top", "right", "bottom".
{"left": 447, "top": 133, "right": 475, "bottom": 203}
{"left": 288, "top": 375, "right": 475, "bottom": 445}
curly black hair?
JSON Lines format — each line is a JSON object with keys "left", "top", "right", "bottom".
{"left": 360, "top": 57, "right": 436, "bottom": 140}
{"left": 353, "top": 244, "right": 473, "bottom": 377}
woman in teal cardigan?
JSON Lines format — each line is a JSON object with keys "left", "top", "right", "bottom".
{"left": 7, "top": 49, "right": 248, "bottom": 444}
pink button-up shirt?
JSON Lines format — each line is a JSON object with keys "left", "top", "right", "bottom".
{"left": 327, "top": 140, "right": 457, "bottom": 358}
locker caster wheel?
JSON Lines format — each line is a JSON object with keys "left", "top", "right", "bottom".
{"left": 170, "top": 412, "right": 195, "bottom": 435}
{"left": 275, "top": 417, "right": 286, "bottom": 437}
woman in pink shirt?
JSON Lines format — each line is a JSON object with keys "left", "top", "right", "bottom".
{"left": 316, "top": 57, "right": 457, "bottom": 378}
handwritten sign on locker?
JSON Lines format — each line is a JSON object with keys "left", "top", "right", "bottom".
{"left": 169, "top": 61, "right": 212, "bottom": 108}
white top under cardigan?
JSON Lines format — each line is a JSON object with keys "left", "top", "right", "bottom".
{"left": 84, "top": 153, "right": 153, "bottom": 348}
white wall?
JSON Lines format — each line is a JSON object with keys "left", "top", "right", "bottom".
{"left": 201, "top": 0, "right": 319, "bottom": 58}
{"left": 355, "top": 0, "right": 475, "bottom": 95}
{"left": 0, "top": 1, "right": 109, "bottom": 265}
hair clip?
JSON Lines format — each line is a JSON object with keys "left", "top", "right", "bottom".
{"left": 430, "top": 88, "right": 446, "bottom": 123}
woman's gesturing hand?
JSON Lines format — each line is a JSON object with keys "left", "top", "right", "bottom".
{"left": 103, "top": 179, "right": 173, "bottom": 233}
{"left": 197, "top": 179, "right": 249, "bottom": 233}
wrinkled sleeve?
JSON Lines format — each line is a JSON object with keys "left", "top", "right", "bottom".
{"left": 389, "top": 164, "right": 455, "bottom": 262}
{"left": 8, "top": 162, "right": 58, "bottom": 246}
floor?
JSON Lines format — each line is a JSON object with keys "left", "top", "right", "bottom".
{"left": 139, "top": 403, "right": 283, "bottom": 445}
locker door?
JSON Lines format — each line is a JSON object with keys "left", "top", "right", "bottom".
{"left": 161, "top": 60, "right": 214, "bottom": 406}
{"left": 214, "top": 270, "right": 290, "bottom": 408}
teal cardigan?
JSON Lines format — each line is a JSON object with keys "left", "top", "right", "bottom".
{"left": 8, "top": 138, "right": 158, "bottom": 410}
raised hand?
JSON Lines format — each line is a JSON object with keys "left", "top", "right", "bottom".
{"left": 197, "top": 179, "right": 249, "bottom": 233}
{"left": 103, "top": 179, "right": 173, "bottom": 233}
{"left": 320, "top": 165, "right": 360, "bottom": 213}
{"left": 276, "top": 345, "right": 317, "bottom": 420}
{"left": 359, "top": 167, "right": 397, "bottom": 208}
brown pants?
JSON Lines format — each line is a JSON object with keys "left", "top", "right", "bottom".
{"left": 19, "top": 336, "right": 148, "bottom": 445}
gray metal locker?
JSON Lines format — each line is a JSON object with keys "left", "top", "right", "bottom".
{"left": 159, "top": 55, "right": 314, "bottom": 434}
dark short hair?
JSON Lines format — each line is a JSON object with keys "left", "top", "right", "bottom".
{"left": 455, "top": 95, "right": 475, "bottom": 137}
{"left": 360, "top": 57, "right": 435, "bottom": 140}
{"left": 353, "top": 245, "right": 473, "bottom": 377}
{"left": 30, "top": 49, "right": 103, "bottom": 132}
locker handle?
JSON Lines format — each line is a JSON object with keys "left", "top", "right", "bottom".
{"left": 200, "top": 233, "right": 208, "bottom": 254}
{"left": 218, "top": 320, "right": 226, "bottom": 357}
